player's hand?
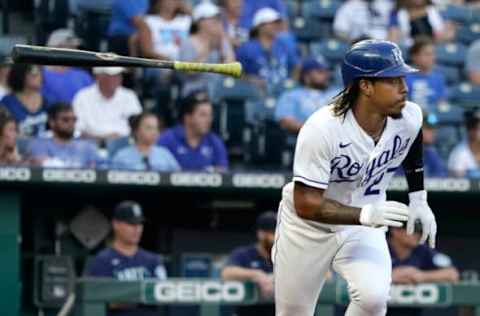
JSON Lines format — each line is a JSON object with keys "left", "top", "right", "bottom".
{"left": 360, "top": 201, "right": 409, "bottom": 228}
{"left": 407, "top": 190, "right": 437, "bottom": 248}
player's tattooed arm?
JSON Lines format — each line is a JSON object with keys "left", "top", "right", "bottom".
{"left": 294, "top": 182, "right": 361, "bottom": 225}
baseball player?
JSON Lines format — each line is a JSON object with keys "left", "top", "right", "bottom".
{"left": 272, "top": 40, "right": 437, "bottom": 316}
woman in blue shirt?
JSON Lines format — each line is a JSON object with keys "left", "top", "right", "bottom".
{"left": 0, "top": 64, "right": 50, "bottom": 137}
{"left": 112, "top": 112, "right": 180, "bottom": 171}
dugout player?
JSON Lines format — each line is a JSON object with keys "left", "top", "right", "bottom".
{"left": 86, "top": 201, "right": 167, "bottom": 316}
{"left": 221, "top": 211, "right": 277, "bottom": 316}
{"left": 273, "top": 39, "right": 437, "bottom": 316}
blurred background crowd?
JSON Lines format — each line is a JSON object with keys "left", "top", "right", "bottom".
{"left": 1, "top": 0, "right": 480, "bottom": 175}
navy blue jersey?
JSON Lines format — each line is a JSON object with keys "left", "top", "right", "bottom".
{"left": 87, "top": 247, "right": 167, "bottom": 316}
{"left": 388, "top": 244, "right": 454, "bottom": 316}
{"left": 226, "top": 244, "right": 274, "bottom": 316}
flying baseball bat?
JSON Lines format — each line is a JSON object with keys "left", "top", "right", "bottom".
{"left": 11, "top": 44, "right": 242, "bottom": 78}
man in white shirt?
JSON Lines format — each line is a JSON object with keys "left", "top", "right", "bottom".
{"left": 333, "top": 0, "right": 393, "bottom": 42}
{"left": 72, "top": 67, "right": 142, "bottom": 143}
{"left": 273, "top": 40, "right": 437, "bottom": 316}
{"left": 448, "top": 110, "right": 480, "bottom": 177}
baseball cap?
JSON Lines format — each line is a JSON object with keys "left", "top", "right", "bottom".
{"left": 113, "top": 201, "right": 145, "bottom": 224}
{"left": 252, "top": 7, "right": 282, "bottom": 29}
{"left": 93, "top": 67, "right": 125, "bottom": 75}
{"left": 192, "top": 2, "right": 220, "bottom": 22}
{"left": 47, "top": 28, "right": 81, "bottom": 48}
{"left": 256, "top": 211, "right": 277, "bottom": 231}
{"left": 301, "top": 56, "right": 328, "bottom": 75}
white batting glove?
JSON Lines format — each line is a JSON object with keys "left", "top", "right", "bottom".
{"left": 360, "top": 201, "right": 409, "bottom": 228}
{"left": 407, "top": 190, "right": 437, "bottom": 248}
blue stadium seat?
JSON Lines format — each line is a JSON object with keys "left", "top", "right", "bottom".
{"left": 270, "top": 78, "right": 298, "bottom": 98}
{"left": 301, "top": 0, "right": 342, "bottom": 20}
{"left": 435, "top": 42, "right": 467, "bottom": 67}
{"left": 435, "top": 65, "right": 461, "bottom": 85}
{"left": 310, "top": 39, "right": 349, "bottom": 65}
{"left": 286, "top": 0, "right": 300, "bottom": 18}
{"left": 440, "top": 4, "right": 472, "bottom": 23}
{"left": 210, "top": 78, "right": 262, "bottom": 103}
{"left": 448, "top": 82, "right": 480, "bottom": 108}
{"left": 435, "top": 103, "right": 465, "bottom": 125}
{"left": 290, "top": 17, "right": 331, "bottom": 43}
{"left": 456, "top": 23, "right": 480, "bottom": 45}
{"left": 435, "top": 125, "right": 461, "bottom": 160}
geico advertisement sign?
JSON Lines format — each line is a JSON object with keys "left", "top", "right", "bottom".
{"left": 389, "top": 284, "right": 448, "bottom": 305}
{"left": 232, "top": 174, "right": 286, "bottom": 188}
{"left": 107, "top": 171, "right": 160, "bottom": 185}
{"left": 0, "top": 167, "right": 31, "bottom": 181}
{"left": 170, "top": 173, "right": 223, "bottom": 187}
{"left": 42, "top": 169, "right": 96, "bottom": 183}
{"left": 154, "top": 281, "right": 245, "bottom": 303}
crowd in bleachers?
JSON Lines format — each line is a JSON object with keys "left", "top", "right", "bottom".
{"left": 2, "top": 0, "right": 480, "bottom": 175}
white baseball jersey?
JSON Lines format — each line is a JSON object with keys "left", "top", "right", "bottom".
{"left": 280, "top": 101, "right": 423, "bottom": 233}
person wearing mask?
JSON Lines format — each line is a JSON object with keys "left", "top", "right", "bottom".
{"left": 28, "top": 103, "right": 98, "bottom": 168}
{"left": 41, "top": 29, "right": 94, "bottom": 104}
{"left": 421, "top": 112, "right": 447, "bottom": 177}
{"left": 0, "top": 108, "right": 22, "bottom": 165}
{"left": 275, "top": 57, "right": 339, "bottom": 134}
{"left": 405, "top": 37, "right": 446, "bottom": 112}
{"left": 72, "top": 67, "right": 142, "bottom": 143}
{"left": 448, "top": 110, "right": 480, "bottom": 177}
{"left": 178, "top": 2, "right": 235, "bottom": 96}
{"left": 387, "top": 222, "right": 459, "bottom": 316}
{"left": 112, "top": 112, "right": 180, "bottom": 171}
{"left": 157, "top": 90, "right": 228, "bottom": 171}
{"left": 221, "top": 211, "right": 277, "bottom": 316}
{"left": 235, "top": 8, "right": 300, "bottom": 92}
{"left": 387, "top": 0, "right": 452, "bottom": 46}
{"left": 87, "top": 201, "right": 167, "bottom": 316}
{"left": 334, "top": 0, "right": 393, "bottom": 42}
{"left": 0, "top": 64, "right": 50, "bottom": 137}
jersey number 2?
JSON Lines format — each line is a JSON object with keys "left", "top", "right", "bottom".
{"left": 364, "top": 173, "right": 384, "bottom": 196}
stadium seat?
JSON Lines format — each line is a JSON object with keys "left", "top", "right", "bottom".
{"left": 435, "top": 125, "right": 461, "bottom": 160}
{"left": 0, "top": 35, "right": 27, "bottom": 56}
{"left": 290, "top": 17, "right": 331, "bottom": 43}
{"left": 310, "top": 39, "right": 349, "bottom": 65}
{"left": 435, "top": 103, "right": 465, "bottom": 125}
{"left": 456, "top": 23, "right": 480, "bottom": 45}
{"left": 301, "top": 0, "right": 342, "bottom": 20}
{"left": 435, "top": 65, "right": 462, "bottom": 85}
{"left": 210, "top": 78, "right": 262, "bottom": 103}
{"left": 440, "top": 4, "right": 472, "bottom": 23}
{"left": 74, "top": 7, "right": 111, "bottom": 51}
{"left": 270, "top": 78, "right": 298, "bottom": 98}
{"left": 448, "top": 82, "right": 480, "bottom": 108}
{"left": 435, "top": 42, "right": 467, "bottom": 67}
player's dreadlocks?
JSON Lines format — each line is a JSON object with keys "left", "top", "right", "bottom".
{"left": 331, "top": 79, "right": 362, "bottom": 117}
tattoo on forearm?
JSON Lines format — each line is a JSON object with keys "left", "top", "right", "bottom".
{"left": 311, "top": 198, "right": 362, "bottom": 225}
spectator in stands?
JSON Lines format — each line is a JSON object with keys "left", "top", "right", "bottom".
{"left": 0, "top": 108, "right": 22, "bottom": 165}
{"left": 27, "top": 103, "right": 97, "bottom": 168}
{"left": 139, "top": 0, "right": 192, "bottom": 61}
{"left": 157, "top": 90, "right": 228, "bottom": 172}
{"left": 221, "top": 211, "right": 277, "bottom": 316}
{"left": 405, "top": 36, "right": 446, "bottom": 112}
{"left": 220, "top": 0, "right": 249, "bottom": 47}
{"left": 466, "top": 39, "right": 480, "bottom": 86}
{"left": 387, "top": 0, "right": 453, "bottom": 46}
{"left": 448, "top": 110, "right": 480, "bottom": 177}
{"left": 0, "top": 55, "right": 11, "bottom": 100}
{"left": 333, "top": 0, "right": 393, "bottom": 42}
{"left": 41, "top": 29, "right": 94, "bottom": 104}
{"left": 72, "top": 67, "right": 142, "bottom": 144}
{"left": 87, "top": 201, "right": 167, "bottom": 316}
{"left": 107, "top": 0, "right": 149, "bottom": 57}
{"left": 422, "top": 112, "right": 448, "bottom": 177}
{"left": 275, "top": 57, "right": 338, "bottom": 134}
{"left": 0, "top": 64, "right": 50, "bottom": 137}
{"left": 236, "top": 8, "right": 300, "bottom": 92}
{"left": 178, "top": 2, "right": 235, "bottom": 96}
{"left": 112, "top": 112, "right": 180, "bottom": 171}
{"left": 238, "top": 0, "right": 287, "bottom": 30}
{"left": 387, "top": 222, "right": 459, "bottom": 316}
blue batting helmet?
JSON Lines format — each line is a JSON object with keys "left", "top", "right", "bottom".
{"left": 341, "top": 40, "right": 418, "bottom": 87}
